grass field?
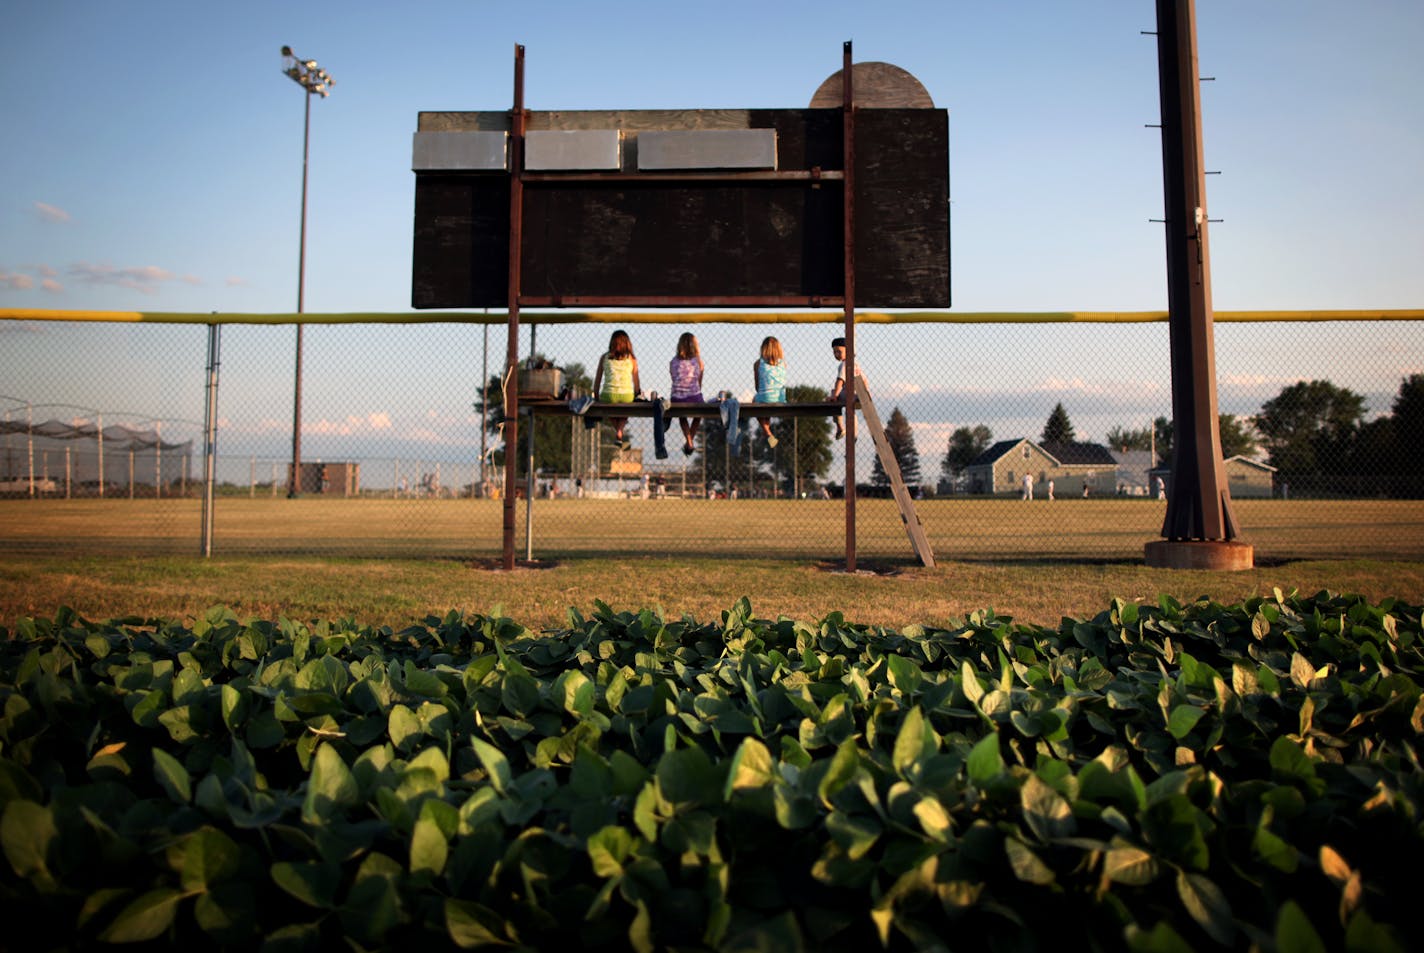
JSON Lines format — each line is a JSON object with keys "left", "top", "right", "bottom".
{"left": 4, "top": 496, "right": 1424, "bottom": 560}
{"left": 3, "top": 497, "right": 1422, "bottom": 630}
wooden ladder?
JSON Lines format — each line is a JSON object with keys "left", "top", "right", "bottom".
{"left": 854, "top": 375, "right": 936, "bottom": 567}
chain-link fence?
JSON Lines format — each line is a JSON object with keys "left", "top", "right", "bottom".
{"left": 2, "top": 313, "right": 1422, "bottom": 562}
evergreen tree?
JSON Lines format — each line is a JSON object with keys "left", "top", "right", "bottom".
{"left": 871, "top": 407, "right": 921, "bottom": 487}
{"left": 1041, "top": 403, "right": 1075, "bottom": 444}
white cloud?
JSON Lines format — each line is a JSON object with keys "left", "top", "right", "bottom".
{"left": 181, "top": 274, "right": 203, "bottom": 286}
{"left": 69, "top": 262, "right": 175, "bottom": 295}
{"left": 225, "top": 276, "right": 249, "bottom": 287}
{"left": 41, "top": 278, "right": 62, "bottom": 294}
{"left": 1, "top": 271, "right": 34, "bottom": 290}
{"left": 37, "top": 265, "right": 57, "bottom": 277}
{"left": 34, "top": 202, "right": 70, "bottom": 223}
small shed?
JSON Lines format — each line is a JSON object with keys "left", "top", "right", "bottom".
{"left": 1148, "top": 456, "right": 1277, "bottom": 500}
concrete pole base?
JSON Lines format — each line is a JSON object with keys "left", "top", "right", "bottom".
{"left": 1144, "top": 539, "right": 1254, "bottom": 570}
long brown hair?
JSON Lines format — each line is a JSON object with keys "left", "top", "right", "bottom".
{"left": 759, "top": 336, "right": 783, "bottom": 364}
{"left": 608, "top": 329, "right": 634, "bottom": 359}
{"left": 676, "top": 332, "right": 699, "bottom": 360}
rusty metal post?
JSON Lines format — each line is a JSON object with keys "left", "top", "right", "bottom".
{"left": 842, "top": 40, "right": 857, "bottom": 573}
{"left": 502, "top": 44, "right": 526, "bottom": 570}
{"left": 1146, "top": 0, "right": 1251, "bottom": 570}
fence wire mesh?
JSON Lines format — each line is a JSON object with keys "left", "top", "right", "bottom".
{"left": 2, "top": 314, "right": 1422, "bottom": 562}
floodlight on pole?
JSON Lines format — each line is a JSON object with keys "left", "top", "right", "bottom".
{"left": 280, "top": 46, "right": 334, "bottom": 497}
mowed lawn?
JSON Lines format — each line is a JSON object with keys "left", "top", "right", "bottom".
{"left": 3, "top": 497, "right": 1423, "bottom": 630}
{"left": 1, "top": 496, "right": 1423, "bottom": 560}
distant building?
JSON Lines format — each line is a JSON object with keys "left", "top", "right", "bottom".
{"left": 1110, "top": 449, "right": 1156, "bottom": 496}
{"left": 1148, "top": 456, "right": 1278, "bottom": 499}
{"left": 964, "top": 438, "right": 1119, "bottom": 497}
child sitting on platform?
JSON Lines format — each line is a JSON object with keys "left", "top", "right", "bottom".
{"left": 669, "top": 332, "right": 706, "bottom": 456}
{"left": 592, "top": 329, "right": 640, "bottom": 450}
{"left": 752, "top": 335, "right": 786, "bottom": 448}
{"left": 830, "top": 336, "right": 864, "bottom": 440}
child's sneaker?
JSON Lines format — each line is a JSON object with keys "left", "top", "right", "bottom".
{"left": 767, "top": 435, "right": 779, "bottom": 448}
{"left": 620, "top": 437, "right": 632, "bottom": 451}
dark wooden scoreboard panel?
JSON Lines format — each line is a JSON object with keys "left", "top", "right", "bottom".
{"left": 411, "top": 107, "right": 949, "bottom": 309}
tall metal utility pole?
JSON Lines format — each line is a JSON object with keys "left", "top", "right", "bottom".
{"left": 281, "top": 46, "right": 333, "bottom": 498}
{"left": 1145, "top": 0, "right": 1252, "bottom": 570}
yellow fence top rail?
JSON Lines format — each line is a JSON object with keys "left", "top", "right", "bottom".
{"left": 2, "top": 307, "right": 1421, "bottom": 325}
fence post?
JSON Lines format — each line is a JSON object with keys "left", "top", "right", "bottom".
{"left": 201, "top": 323, "right": 221, "bottom": 557}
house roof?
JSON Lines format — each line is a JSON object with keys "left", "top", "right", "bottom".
{"left": 968, "top": 437, "right": 1118, "bottom": 468}
{"left": 1041, "top": 441, "right": 1118, "bottom": 466}
{"left": 1226, "top": 455, "right": 1277, "bottom": 472}
{"left": 1147, "top": 455, "right": 1277, "bottom": 476}
{"left": 967, "top": 439, "right": 1028, "bottom": 467}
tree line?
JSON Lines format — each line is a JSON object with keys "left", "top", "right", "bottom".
{"left": 939, "top": 375, "right": 1424, "bottom": 498}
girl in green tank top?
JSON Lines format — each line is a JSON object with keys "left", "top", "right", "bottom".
{"left": 593, "top": 329, "right": 641, "bottom": 448}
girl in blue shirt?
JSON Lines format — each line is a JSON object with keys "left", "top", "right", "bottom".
{"left": 752, "top": 336, "right": 786, "bottom": 448}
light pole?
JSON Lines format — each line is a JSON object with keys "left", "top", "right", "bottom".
{"left": 281, "top": 46, "right": 333, "bottom": 498}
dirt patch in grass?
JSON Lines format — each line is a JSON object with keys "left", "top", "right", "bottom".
{"left": 465, "top": 558, "right": 563, "bottom": 572}
{"left": 815, "top": 560, "right": 905, "bottom": 578}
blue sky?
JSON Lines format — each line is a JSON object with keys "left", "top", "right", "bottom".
{"left": 2, "top": 1, "right": 1421, "bottom": 475}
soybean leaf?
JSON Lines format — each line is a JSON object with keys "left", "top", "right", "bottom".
{"left": 886, "top": 654, "right": 923, "bottom": 695}
{"left": 301, "top": 743, "right": 359, "bottom": 825}
{"left": 388, "top": 704, "right": 422, "bottom": 751}
{"left": 1, "top": 800, "right": 58, "bottom": 891}
{"left": 271, "top": 861, "right": 342, "bottom": 909}
{"left": 446, "top": 899, "right": 516, "bottom": 949}
{"left": 1275, "top": 900, "right": 1327, "bottom": 953}
{"left": 1021, "top": 774, "right": 1075, "bottom": 842}
{"left": 656, "top": 745, "right": 717, "bottom": 806}
{"left": 1252, "top": 825, "right": 1299, "bottom": 873}
{"left": 912, "top": 797, "right": 953, "bottom": 843}
{"left": 817, "top": 739, "right": 861, "bottom": 808}
{"left": 152, "top": 748, "right": 192, "bottom": 804}
{"left": 1176, "top": 870, "right": 1234, "bottom": 946}
{"left": 826, "top": 811, "right": 881, "bottom": 860}
{"left": 1004, "top": 837, "right": 1055, "bottom": 885}
{"left": 410, "top": 812, "right": 449, "bottom": 879}
{"left": 1103, "top": 846, "right": 1158, "bottom": 885}
{"left": 1166, "top": 705, "right": 1206, "bottom": 740}
{"left": 892, "top": 706, "right": 930, "bottom": 778}
{"left": 99, "top": 888, "right": 185, "bottom": 943}
{"left": 471, "top": 738, "right": 512, "bottom": 795}
{"left": 175, "top": 827, "right": 241, "bottom": 893}
{"left": 966, "top": 733, "right": 1004, "bottom": 785}
{"left": 724, "top": 738, "right": 775, "bottom": 798}
{"left": 587, "top": 825, "right": 634, "bottom": 878}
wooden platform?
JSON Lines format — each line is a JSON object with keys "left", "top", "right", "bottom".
{"left": 520, "top": 398, "right": 855, "bottom": 419}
